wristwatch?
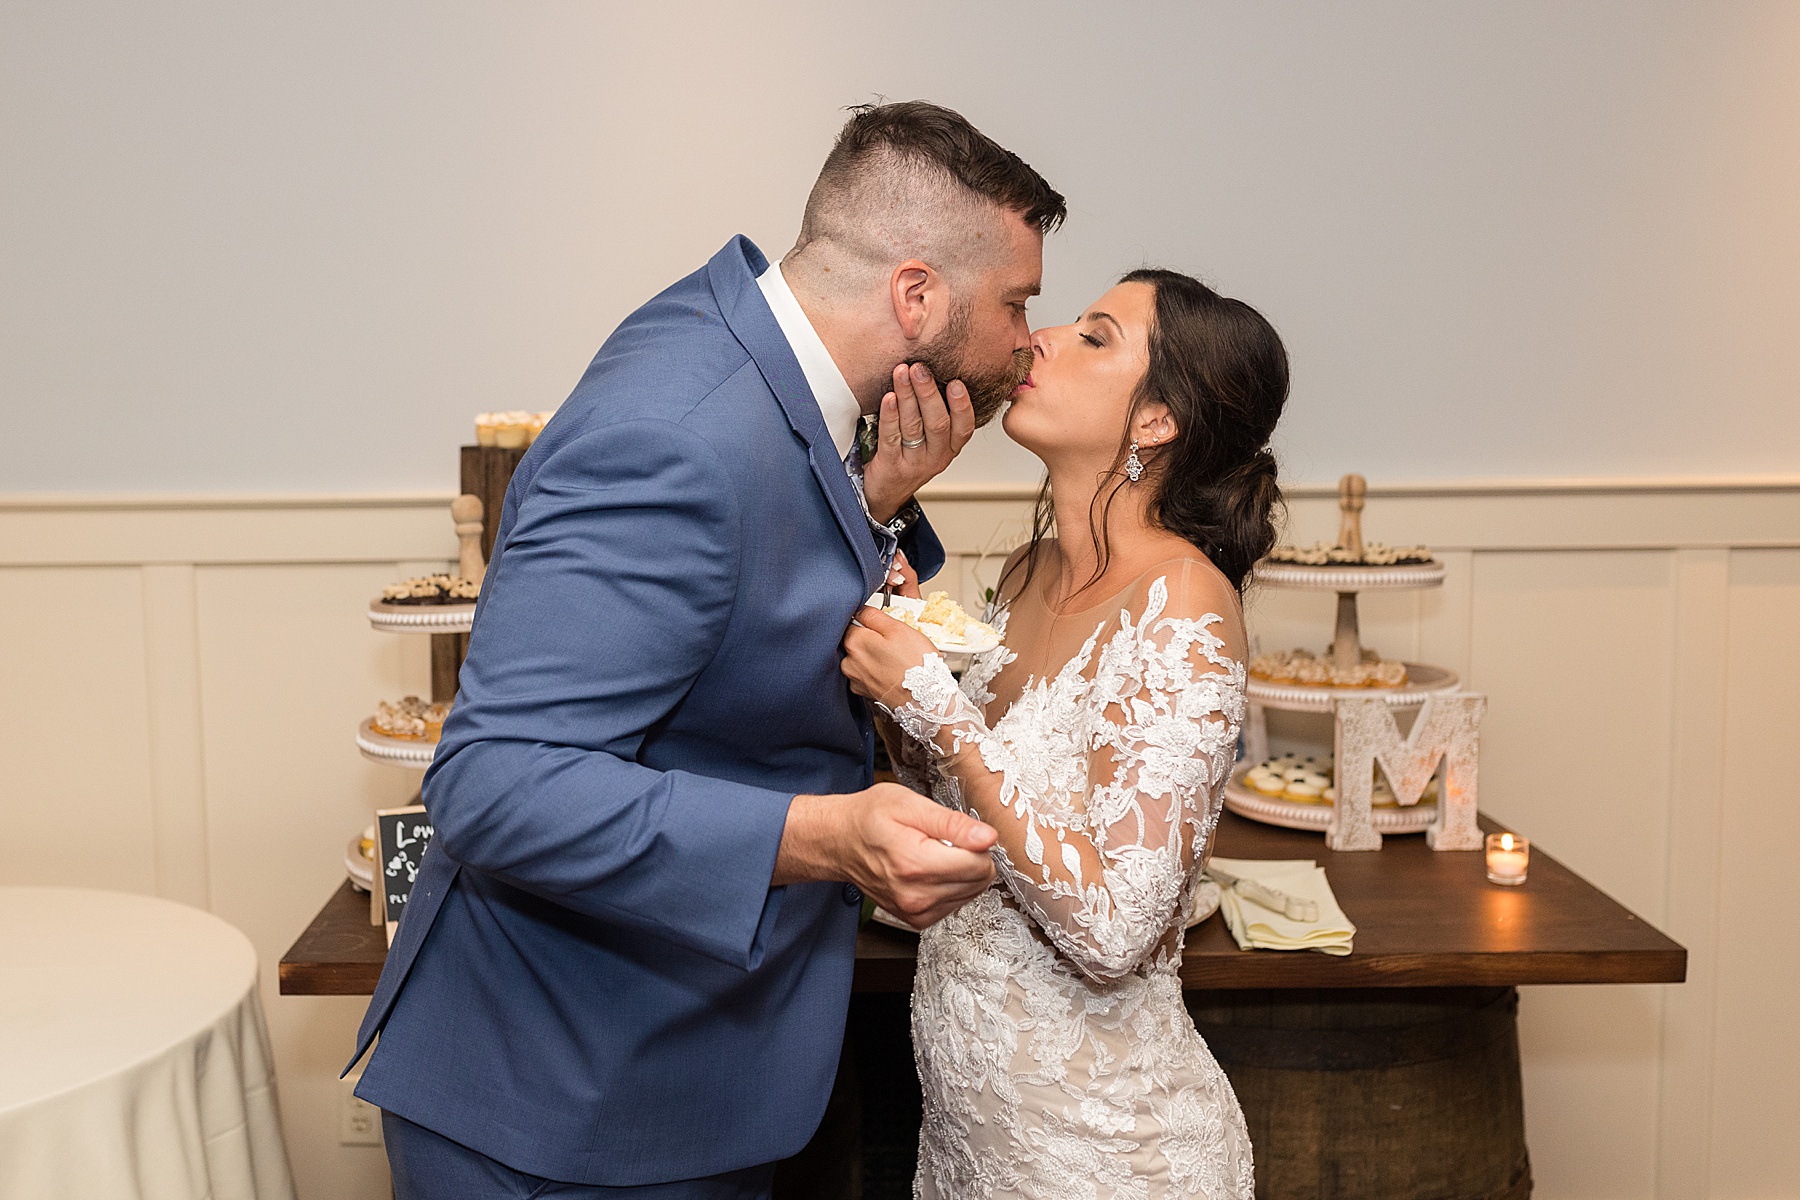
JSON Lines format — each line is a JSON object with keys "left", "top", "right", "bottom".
{"left": 883, "top": 498, "right": 924, "bottom": 540}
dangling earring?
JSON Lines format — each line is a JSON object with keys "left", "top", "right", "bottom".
{"left": 1125, "top": 440, "right": 1144, "bottom": 482}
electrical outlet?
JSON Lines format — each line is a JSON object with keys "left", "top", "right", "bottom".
{"left": 339, "top": 1074, "right": 384, "bottom": 1146}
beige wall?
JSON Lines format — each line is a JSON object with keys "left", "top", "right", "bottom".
{"left": 2, "top": 481, "right": 1796, "bottom": 1199}
{"left": 4, "top": 1, "right": 1800, "bottom": 493}
{"left": 5, "top": 2, "right": 1799, "bottom": 1197}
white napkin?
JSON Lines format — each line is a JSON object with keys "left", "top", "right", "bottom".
{"left": 1209, "top": 857, "right": 1356, "bottom": 956}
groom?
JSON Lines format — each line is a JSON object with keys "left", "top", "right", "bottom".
{"left": 347, "top": 102, "right": 1065, "bottom": 1197}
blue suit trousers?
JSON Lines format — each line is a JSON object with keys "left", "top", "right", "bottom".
{"left": 383, "top": 1113, "right": 775, "bottom": 1200}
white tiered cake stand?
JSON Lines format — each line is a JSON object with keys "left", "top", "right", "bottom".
{"left": 355, "top": 717, "right": 439, "bottom": 769}
{"left": 1229, "top": 476, "right": 1459, "bottom": 835}
{"left": 357, "top": 600, "right": 460, "bottom": 769}
{"left": 366, "top": 600, "right": 475, "bottom": 635}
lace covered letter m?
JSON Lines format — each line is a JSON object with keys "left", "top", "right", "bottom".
{"left": 1331, "top": 693, "right": 1487, "bottom": 851}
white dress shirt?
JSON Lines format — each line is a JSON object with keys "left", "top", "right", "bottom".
{"left": 756, "top": 261, "right": 863, "bottom": 463}
{"left": 757, "top": 260, "right": 902, "bottom": 565}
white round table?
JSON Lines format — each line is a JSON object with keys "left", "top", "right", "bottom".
{"left": 0, "top": 888, "right": 296, "bottom": 1199}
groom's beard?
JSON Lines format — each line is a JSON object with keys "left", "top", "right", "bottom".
{"left": 915, "top": 317, "right": 1035, "bottom": 426}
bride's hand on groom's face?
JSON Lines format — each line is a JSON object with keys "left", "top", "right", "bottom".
{"left": 860, "top": 363, "right": 975, "bottom": 525}
{"left": 841, "top": 605, "right": 937, "bottom": 710}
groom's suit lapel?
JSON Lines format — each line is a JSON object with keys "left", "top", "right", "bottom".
{"left": 710, "top": 237, "right": 886, "bottom": 596}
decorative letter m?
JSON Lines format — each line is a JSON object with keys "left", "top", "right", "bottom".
{"left": 1329, "top": 693, "right": 1486, "bottom": 852}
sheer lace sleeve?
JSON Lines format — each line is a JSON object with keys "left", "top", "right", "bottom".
{"left": 879, "top": 566, "right": 1246, "bottom": 981}
{"left": 875, "top": 710, "right": 937, "bottom": 797}
{"left": 874, "top": 605, "right": 1013, "bottom": 804}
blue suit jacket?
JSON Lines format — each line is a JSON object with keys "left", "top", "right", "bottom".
{"left": 348, "top": 236, "right": 944, "bottom": 1185}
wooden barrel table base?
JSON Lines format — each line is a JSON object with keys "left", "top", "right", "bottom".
{"left": 1187, "top": 987, "right": 1531, "bottom": 1200}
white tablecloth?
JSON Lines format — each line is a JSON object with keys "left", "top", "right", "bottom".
{"left": 0, "top": 887, "right": 296, "bottom": 1199}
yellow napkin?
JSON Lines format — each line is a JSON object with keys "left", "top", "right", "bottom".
{"left": 1210, "top": 857, "right": 1356, "bottom": 956}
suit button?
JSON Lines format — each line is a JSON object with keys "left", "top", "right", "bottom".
{"left": 842, "top": 883, "right": 863, "bottom": 905}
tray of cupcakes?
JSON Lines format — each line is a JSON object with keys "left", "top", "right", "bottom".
{"left": 1224, "top": 752, "right": 1439, "bottom": 834}
{"left": 368, "top": 574, "right": 481, "bottom": 633}
{"left": 474, "top": 411, "right": 554, "bottom": 449}
{"left": 356, "top": 696, "right": 451, "bottom": 767}
{"left": 1246, "top": 647, "right": 1460, "bottom": 713}
{"left": 1253, "top": 541, "right": 1445, "bottom": 591}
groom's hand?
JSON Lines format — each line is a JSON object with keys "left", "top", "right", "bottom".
{"left": 774, "top": 784, "right": 997, "bottom": 929}
{"left": 860, "top": 363, "right": 976, "bottom": 524}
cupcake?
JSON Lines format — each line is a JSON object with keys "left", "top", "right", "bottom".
{"left": 1371, "top": 661, "right": 1408, "bottom": 687}
{"left": 1284, "top": 779, "right": 1326, "bottom": 804}
{"left": 373, "top": 697, "right": 429, "bottom": 740}
{"left": 495, "top": 411, "right": 531, "bottom": 449}
{"left": 1293, "top": 657, "right": 1330, "bottom": 685}
{"left": 1247, "top": 768, "right": 1287, "bottom": 797}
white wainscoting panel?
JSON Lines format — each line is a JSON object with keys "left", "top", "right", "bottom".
{"left": 0, "top": 565, "right": 159, "bottom": 894}
{"left": 1468, "top": 550, "right": 1676, "bottom": 1200}
{"left": 1709, "top": 549, "right": 1800, "bottom": 1197}
{"left": 193, "top": 561, "right": 435, "bottom": 1200}
{"left": 0, "top": 480, "right": 1795, "bottom": 1200}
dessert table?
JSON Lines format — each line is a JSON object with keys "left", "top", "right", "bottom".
{"left": 281, "top": 811, "right": 1683, "bottom": 1199}
{"left": 2, "top": 887, "right": 295, "bottom": 1200}
{"left": 282, "top": 810, "right": 1684, "bottom": 996}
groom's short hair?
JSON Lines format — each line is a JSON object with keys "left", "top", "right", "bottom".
{"left": 789, "top": 101, "right": 1064, "bottom": 281}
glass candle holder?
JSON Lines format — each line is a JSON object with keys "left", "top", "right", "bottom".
{"left": 1485, "top": 832, "right": 1529, "bottom": 886}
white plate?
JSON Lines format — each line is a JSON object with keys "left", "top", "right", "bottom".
{"left": 871, "top": 880, "right": 1221, "bottom": 934}
{"left": 356, "top": 718, "right": 439, "bottom": 768}
{"left": 345, "top": 833, "right": 374, "bottom": 892}
{"left": 869, "top": 905, "right": 916, "bottom": 933}
{"left": 1252, "top": 560, "right": 1445, "bottom": 592}
{"left": 368, "top": 599, "right": 476, "bottom": 634}
{"left": 1245, "top": 662, "right": 1460, "bottom": 713}
{"left": 865, "top": 594, "right": 1002, "bottom": 655}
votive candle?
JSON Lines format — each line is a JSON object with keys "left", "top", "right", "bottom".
{"left": 1485, "top": 832, "right": 1529, "bottom": 886}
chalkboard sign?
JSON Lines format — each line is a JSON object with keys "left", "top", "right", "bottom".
{"left": 375, "top": 805, "right": 434, "bottom": 946}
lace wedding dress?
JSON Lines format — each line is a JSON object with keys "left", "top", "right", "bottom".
{"left": 877, "top": 556, "right": 1255, "bottom": 1200}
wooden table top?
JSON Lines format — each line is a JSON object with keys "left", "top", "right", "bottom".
{"left": 280, "top": 810, "right": 1685, "bottom": 997}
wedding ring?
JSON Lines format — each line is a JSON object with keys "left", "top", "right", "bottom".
{"left": 900, "top": 436, "right": 926, "bottom": 449}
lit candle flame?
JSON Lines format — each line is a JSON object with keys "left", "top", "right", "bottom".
{"left": 1499, "top": 833, "right": 1515, "bottom": 851}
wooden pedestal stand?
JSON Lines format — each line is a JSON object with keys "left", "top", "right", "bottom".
{"left": 420, "top": 448, "right": 522, "bottom": 701}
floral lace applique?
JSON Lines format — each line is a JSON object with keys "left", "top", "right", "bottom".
{"left": 882, "top": 575, "right": 1255, "bottom": 1199}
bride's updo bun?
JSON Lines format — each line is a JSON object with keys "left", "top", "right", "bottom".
{"left": 1119, "top": 268, "right": 1288, "bottom": 592}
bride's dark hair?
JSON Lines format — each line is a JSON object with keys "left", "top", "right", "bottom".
{"left": 1001, "top": 268, "right": 1288, "bottom": 601}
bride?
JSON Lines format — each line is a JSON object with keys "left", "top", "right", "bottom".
{"left": 842, "top": 267, "right": 1289, "bottom": 1199}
